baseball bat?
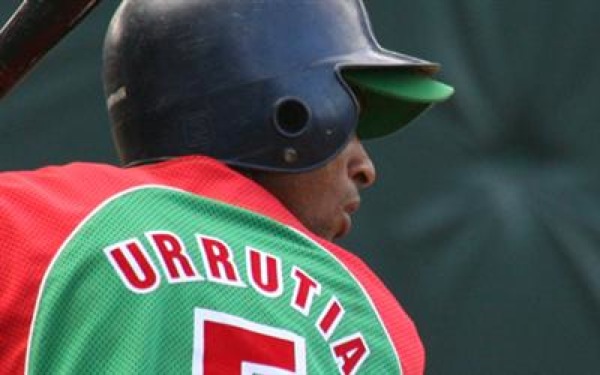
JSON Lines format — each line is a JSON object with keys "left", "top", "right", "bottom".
{"left": 0, "top": 0, "right": 103, "bottom": 99}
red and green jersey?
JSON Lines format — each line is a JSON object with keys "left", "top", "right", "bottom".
{"left": 0, "top": 156, "right": 424, "bottom": 374}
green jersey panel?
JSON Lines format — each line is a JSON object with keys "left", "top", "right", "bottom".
{"left": 28, "top": 186, "right": 401, "bottom": 374}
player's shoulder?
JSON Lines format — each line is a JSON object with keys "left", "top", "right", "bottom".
{"left": 0, "top": 161, "right": 120, "bottom": 192}
{"left": 0, "top": 161, "right": 165, "bottom": 258}
{"left": 0, "top": 158, "right": 194, "bottom": 210}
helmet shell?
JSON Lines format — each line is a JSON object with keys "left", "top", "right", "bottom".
{"left": 103, "top": 0, "right": 437, "bottom": 171}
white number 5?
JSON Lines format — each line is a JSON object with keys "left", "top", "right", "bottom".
{"left": 193, "top": 309, "right": 307, "bottom": 375}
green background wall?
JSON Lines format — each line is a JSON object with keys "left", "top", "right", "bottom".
{"left": 2, "top": 1, "right": 599, "bottom": 374}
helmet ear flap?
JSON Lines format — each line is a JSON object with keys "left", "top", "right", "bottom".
{"left": 273, "top": 97, "right": 311, "bottom": 138}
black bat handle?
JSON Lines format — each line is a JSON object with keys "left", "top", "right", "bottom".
{"left": 0, "top": 0, "right": 102, "bottom": 99}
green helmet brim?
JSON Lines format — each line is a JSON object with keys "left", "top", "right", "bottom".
{"left": 342, "top": 69, "right": 455, "bottom": 139}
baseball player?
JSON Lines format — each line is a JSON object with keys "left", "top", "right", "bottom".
{"left": 0, "top": 0, "right": 453, "bottom": 374}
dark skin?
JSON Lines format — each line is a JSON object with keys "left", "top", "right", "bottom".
{"left": 252, "top": 135, "right": 376, "bottom": 241}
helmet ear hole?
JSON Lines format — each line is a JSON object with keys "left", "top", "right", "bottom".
{"left": 273, "top": 97, "right": 311, "bottom": 137}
